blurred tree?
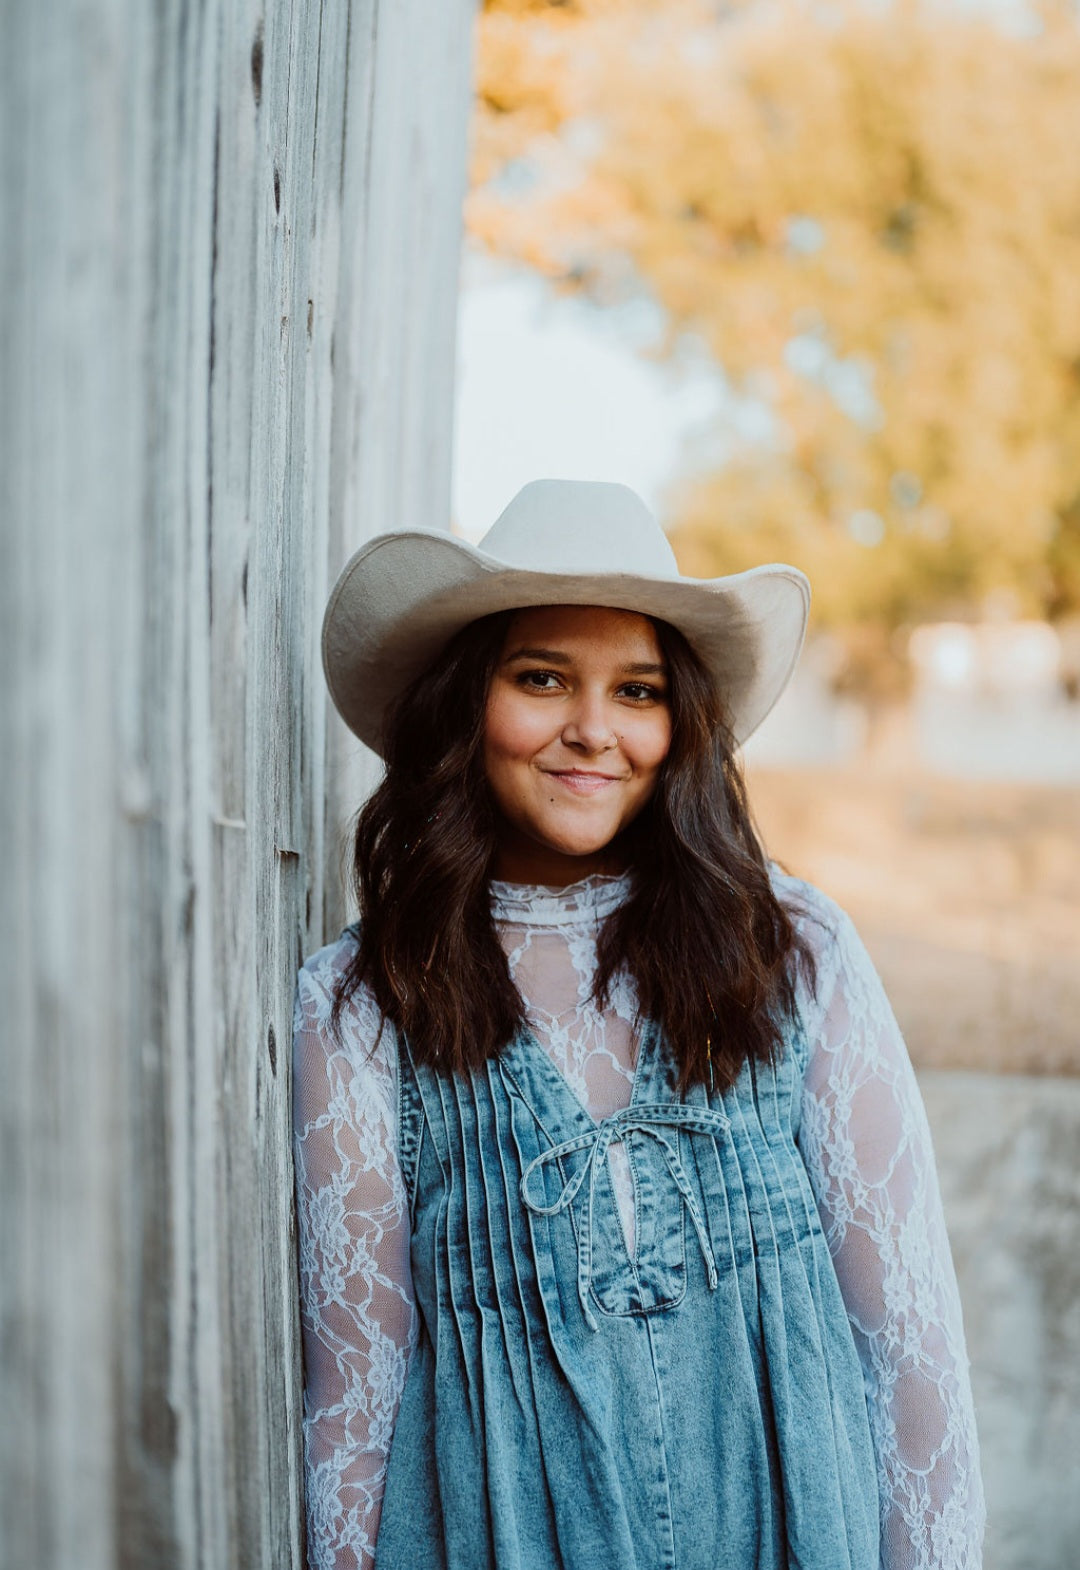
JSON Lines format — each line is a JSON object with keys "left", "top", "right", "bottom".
{"left": 472, "top": 0, "right": 1080, "bottom": 687}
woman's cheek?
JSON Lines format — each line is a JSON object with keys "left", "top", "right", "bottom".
{"left": 626, "top": 712, "right": 672, "bottom": 774}
{"left": 486, "top": 689, "right": 553, "bottom": 763}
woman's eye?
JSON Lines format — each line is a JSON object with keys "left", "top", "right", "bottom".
{"left": 518, "top": 670, "right": 562, "bottom": 691}
{"left": 619, "top": 682, "right": 665, "bottom": 703}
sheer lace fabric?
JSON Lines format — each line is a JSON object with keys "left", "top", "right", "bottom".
{"left": 293, "top": 872, "right": 985, "bottom": 1570}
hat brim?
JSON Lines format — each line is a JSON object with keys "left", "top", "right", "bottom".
{"left": 322, "top": 529, "right": 809, "bottom": 754}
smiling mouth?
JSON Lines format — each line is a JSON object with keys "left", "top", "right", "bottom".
{"left": 545, "top": 770, "right": 626, "bottom": 795}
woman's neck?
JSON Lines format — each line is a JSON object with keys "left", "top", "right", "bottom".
{"left": 489, "top": 837, "right": 627, "bottom": 888}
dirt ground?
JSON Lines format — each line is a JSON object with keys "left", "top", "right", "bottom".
{"left": 745, "top": 759, "right": 1080, "bottom": 1076}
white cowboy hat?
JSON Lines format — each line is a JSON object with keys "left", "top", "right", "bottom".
{"left": 322, "top": 478, "right": 809, "bottom": 754}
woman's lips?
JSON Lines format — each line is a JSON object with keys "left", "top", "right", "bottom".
{"left": 544, "top": 770, "right": 624, "bottom": 796}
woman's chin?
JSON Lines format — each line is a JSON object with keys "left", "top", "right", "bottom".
{"left": 491, "top": 799, "right": 642, "bottom": 881}
{"left": 542, "top": 821, "right": 625, "bottom": 862}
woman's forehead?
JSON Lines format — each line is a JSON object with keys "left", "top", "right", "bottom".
{"left": 500, "top": 603, "right": 663, "bottom": 656}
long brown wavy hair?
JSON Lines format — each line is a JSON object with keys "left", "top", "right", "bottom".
{"left": 330, "top": 607, "right": 815, "bottom": 1093}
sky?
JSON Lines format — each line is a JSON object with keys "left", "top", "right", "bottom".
{"left": 451, "top": 256, "right": 729, "bottom": 541}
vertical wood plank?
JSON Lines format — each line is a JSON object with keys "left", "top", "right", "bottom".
{"left": 0, "top": 2, "right": 477, "bottom": 1566}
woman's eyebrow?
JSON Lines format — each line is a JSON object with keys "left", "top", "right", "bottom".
{"left": 503, "top": 646, "right": 572, "bottom": 664}
{"left": 503, "top": 646, "right": 667, "bottom": 676}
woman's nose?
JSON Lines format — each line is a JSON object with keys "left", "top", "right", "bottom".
{"left": 561, "top": 692, "right": 618, "bottom": 753}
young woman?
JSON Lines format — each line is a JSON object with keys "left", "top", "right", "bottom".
{"left": 293, "top": 480, "right": 985, "bottom": 1570}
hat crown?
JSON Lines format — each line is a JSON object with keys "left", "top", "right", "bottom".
{"left": 478, "top": 479, "right": 680, "bottom": 578}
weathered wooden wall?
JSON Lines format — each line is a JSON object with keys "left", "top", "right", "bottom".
{"left": 0, "top": 3, "right": 474, "bottom": 1566}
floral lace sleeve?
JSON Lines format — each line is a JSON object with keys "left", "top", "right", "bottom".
{"left": 293, "top": 935, "right": 417, "bottom": 1570}
{"left": 783, "top": 877, "right": 987, "bottom": 1570}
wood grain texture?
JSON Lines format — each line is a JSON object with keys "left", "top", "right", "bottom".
{"left": 0, "top": 3, "right": 475, "bottom": 1566}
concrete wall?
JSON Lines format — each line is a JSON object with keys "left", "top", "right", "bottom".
{"left": 921, "top": 1072, "right": 1080, "bottom": 1570}
{"left": 0, "top": 3, "right": 474, "bottom": 1566}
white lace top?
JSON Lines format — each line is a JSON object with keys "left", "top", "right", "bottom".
{"left": 293, "top": 870, "right": 985, "bottom": 1570}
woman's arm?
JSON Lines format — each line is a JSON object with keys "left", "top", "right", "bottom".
{"left": 789, "top": 882, "right": 986, "bottom": 1570}
{"left": 293, "top": 937, "right": 418, "bottom": 1570}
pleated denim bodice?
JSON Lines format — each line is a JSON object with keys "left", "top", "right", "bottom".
{"left": 373, "top": 1012, "right": 880, "bottom": 1570}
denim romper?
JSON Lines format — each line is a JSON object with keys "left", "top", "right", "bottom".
{"left": 373, "top": 1011, "right": 880, "bottom": 1570}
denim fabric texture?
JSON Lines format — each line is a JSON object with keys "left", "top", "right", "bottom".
{"left": 372, "top": 1012, "right": 880, "bottom": 1570}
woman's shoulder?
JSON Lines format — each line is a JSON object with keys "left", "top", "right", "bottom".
{"left": 768, "top": 863, "right": 853, "bottom": 953}
{"left": 294, "top": 925, "right": 394, "bottom": 1076}
{"left": 766, "top": 862, "right": 883, "bottom": 1031}
{"left": 297, "top": 923, "right": 361, "bottom": 988}
{"left": 293, "top": 927, "right": 402, "bottom": 1172}
{"left": 295, "top": 925, "right": 361, "bottom": 1021}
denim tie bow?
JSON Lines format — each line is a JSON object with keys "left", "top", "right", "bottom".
{"left": 519, "top": 1101, "right": 730, "bottom": 1331}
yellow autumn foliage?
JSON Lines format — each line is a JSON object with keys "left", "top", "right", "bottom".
{"left": 472, "top": 0, "right": 1080, "bottom": 670}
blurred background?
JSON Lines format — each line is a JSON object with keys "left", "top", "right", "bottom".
{"left": 457, "top": 2, "right": 1080, "bottom": 1564}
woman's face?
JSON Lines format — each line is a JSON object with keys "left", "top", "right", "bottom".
{"left": 483, "top": 605, "right": 672, "bottom": 885}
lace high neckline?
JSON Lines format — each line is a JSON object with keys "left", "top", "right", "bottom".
{"left": 489, "top": 870, "right": 633, "bottom": 928}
